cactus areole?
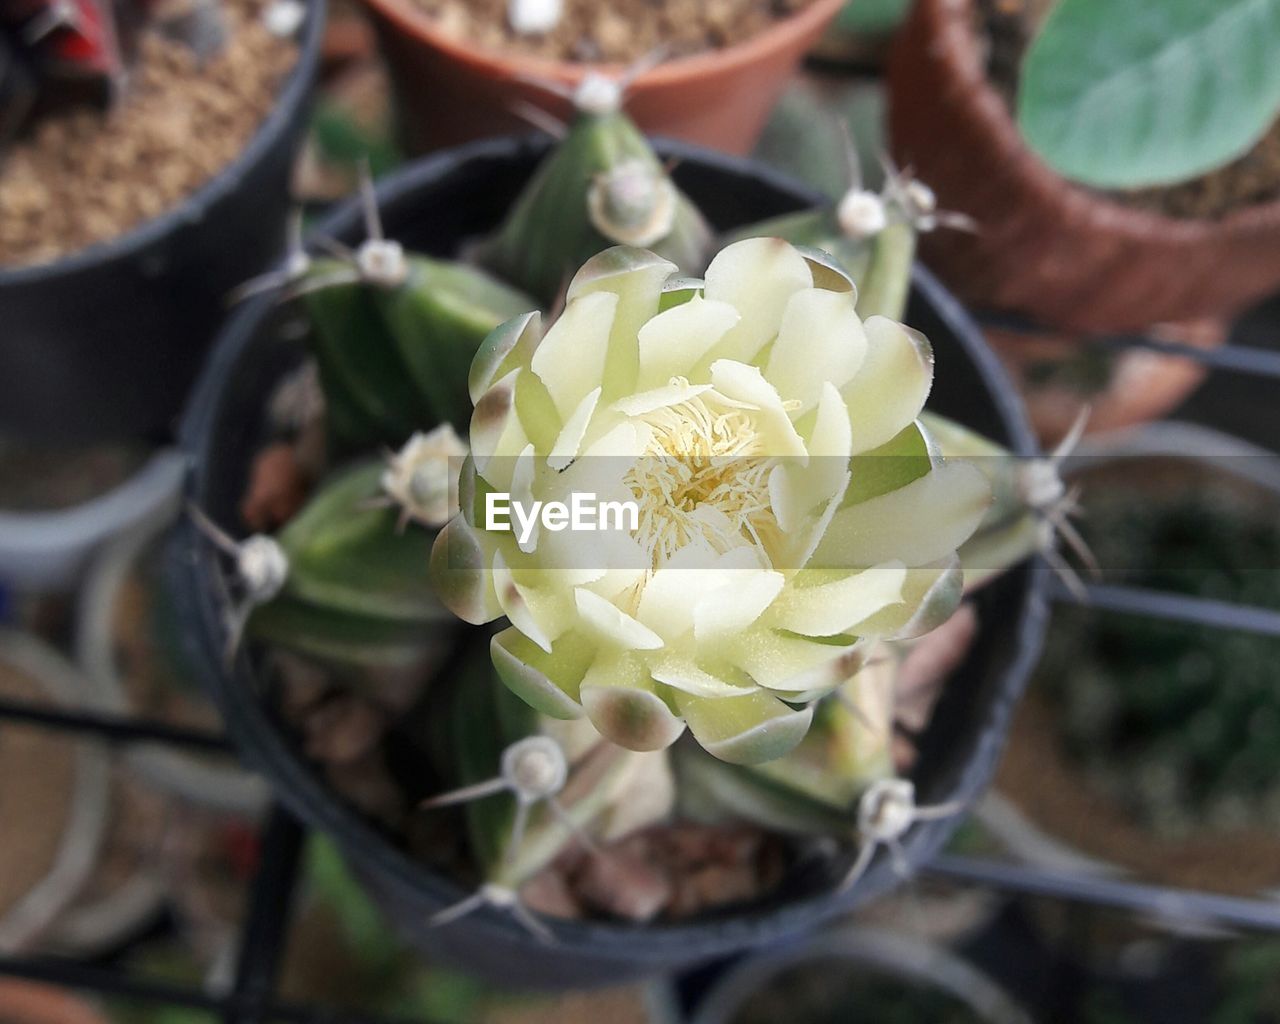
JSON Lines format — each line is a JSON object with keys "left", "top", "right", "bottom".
{"left": 432, "top": 238, "right": 993, "bottom": 765}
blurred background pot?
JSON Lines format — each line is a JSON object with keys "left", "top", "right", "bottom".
{"left": 886, "top": 0, "right": 1280, "bottom": 335}
{"left": 359, "top": 0, "right": 843, "bottom": 155}
{"left": 171, "top": 136, "right": 1048, "bottom": 988}
{"left": 676, "top": 926, "right": 1032, "bottom": 1024}
{"left": 0, "top": 0, "right": 327, "bottom": 444}
{"left": 0, "top": 447, "right": 184, "bottom": 592}
{"left": 982, "top": 422, "right": 1280, "bottom": 909}
{"left": 76, "top": 504, "right": 270, "bottom": 814}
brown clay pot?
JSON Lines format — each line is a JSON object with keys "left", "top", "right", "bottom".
{"left": 0, "top": 981, "right": 109, "bottom": 1024}
{"left": 986, "top": 318, "right": 1226, "bottom": 445}
{"left": 887, "top": 0, "right": 1280, "bottom": 333}
{"left": 358, "top": 0, "right": 844, "bottom": 154}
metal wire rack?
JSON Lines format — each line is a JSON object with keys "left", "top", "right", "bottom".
{"left": 0, "top": 302, "right": 1277, "bottom": 1021}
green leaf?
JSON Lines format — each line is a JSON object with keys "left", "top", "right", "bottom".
{"left": 1018, "top": 0, "right": 1280, "bottom": 188}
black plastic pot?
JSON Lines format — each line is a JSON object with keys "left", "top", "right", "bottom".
{"left": 0, "top": 0, "right": 327, "bottom": 443}
{"left": 172, "top": 136, "right": 1051, "bottom": 988}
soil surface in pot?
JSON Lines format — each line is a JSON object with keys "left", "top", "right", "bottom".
{"left": 0, "top": 662, "right": 77, "bottom": 925}
{"left": 975, "top": 0, "right": 1280, "bottom": 220}
{"left": 412, "top": 0, "right": 817, "bottom": 64}
{"left": 0, "top": 0, "right": 296, "bottom": 269}
{"left": 997, "top": 460, "right": 1280, "bottom": 893}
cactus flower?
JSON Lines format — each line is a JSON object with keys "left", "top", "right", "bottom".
{"left": 432, "top": 239, "right": 991, "bottom": 764}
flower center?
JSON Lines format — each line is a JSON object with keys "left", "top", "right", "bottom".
{"left": 624, "top": 387, "right": 780, "bottom": 571}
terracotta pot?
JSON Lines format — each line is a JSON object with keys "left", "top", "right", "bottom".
{"left": 887, "top": 0, "right": 1280, "bottom": 333}
{"left": 0, "top": 982, "right": 108, "bottom": 1024}
{"left": 986, "top": 318, "right": 1226, "bottom": 445}
{"left": 358, "top": 0, "right": 844, "bottom": 154}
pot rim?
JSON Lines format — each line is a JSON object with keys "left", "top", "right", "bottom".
{"left": 909, "top": 0, "right": 1280, "bottom": 243}
{"left": 0, "top": 449, "right": 185, "bottom": 592}
{"left": 173, "top": 135, "right": 1050, "bottom": 959}
{"left": 687, "top": 925, "right": 1033, "bottom": 1024}
{"left": 0, "top": 0, "right": 327, "bottom": 286}
{"left": 359, "top": 0, "right": 844, "bottom": 86}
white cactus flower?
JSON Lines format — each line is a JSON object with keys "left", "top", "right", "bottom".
{"left": 432, "top": 240, "right": 990, "bottom": 764}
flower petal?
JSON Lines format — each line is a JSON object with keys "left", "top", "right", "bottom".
{"left": 840, "top": 316, "right": 934, "bottom": 454}
{"left": 731, "top": 628, "right": 869, "bottom": 694}
{"left": 491, "top": 626, "right": 592, "bottom": 719}
{"left": 768, "top": 562, "right": 907, "bottom": 636}
{"left": 580, "top": 650, "right": 686, "bottom": 751}
{"left": 548, "top": 386, "right": 601, "bottom": 471}
{"left": 702, "top": 238, "right": 813, "bottom": 365}
{"left": 429, "top": 517, "right": 503, "bottom": 625}
{"left": 765, "top": 289, "right": 866, "bottom": 414}
{"left": 709, "top": 360, "right": 807, "bottom": 458}
{"left": 531, "top": 290, "right": 617, "bottom": 420}
{"left": 813, "top": 462, "right": 991, "bottom": 569}
{"left": 636, "top": 296, "right": 740, "bottom": 390}
{"left": 574, "top": 587, "right": 665, "bottom": 650}
{"left": 567, "top": 246, "right": 677, "bottom": 402}
{"left": 469, "top": 311, "right": 541, "bottom": 405}
{"left": 649, "top": 653, "right": 755, "bottom": 698}
{"left": 693, "top": 570, "right": 786, "bottom": 642}
{"left": 675, "top": 689, "right": 814, "bottom": 765}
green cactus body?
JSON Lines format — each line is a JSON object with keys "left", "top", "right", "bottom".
{"left": 476, "top": 110, "right": 712, "bottom": 304}
{"left": 919, "top": 411, "right": 1045, "bottom": 592}
{"left": 300, "top": 256, "right": 535, "bottom": 451}
{"left": 248, "top": 461, "right": 454, "bottom": 670}
{"left": 437, "top": 644, "right": 672, "bottom": 889}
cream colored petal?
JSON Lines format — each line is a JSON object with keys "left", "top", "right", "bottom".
{"left": 840, "top": 316, "right": 934, "bottom": 454}
{"left": 531, "top": 291, "right": 618, "bottom": 420}
{"left": 766, "top": 562, "right": 907, "bottom": 636}
{"left": 702, "top": 238, "right": 813, "bottom": 365}
{"left": 574, "top": 588, "right": 665, "bottom": 651}
{"left": 493, "top": 549, "right": 568, "bottom": 653}
{"left": 649, "top": 652, "right": 755, "bottom": 698}
{"left": 693, "top": 569, "right": 786, "bottom": 642}
{"left": 709, "top": 360, "right": 807, "bottom": 458}
{"left": 675, "top": 689, "right": 813, "bottom": 765}
{"left": 547, "top": 386, "right": 601, "bottom": 471}
{"left": 812, "top": 462, "right": 992, "bottom": 569}
{"left": 567, "top": 247, "right": 677, "bottom": 403}
{"left": 580, "top": 649, "right": 686, "bottom": 751}
{"left": 636, "top": 296, "right": 740, "bottom": 390}
{"left": 470, "top": 367, "right": 532, "bottom": 491}
{"left": 731, "top": 627, "right": 868, "bottom": 695}
{"left": 612, "top": 380, "right": 714, "bottom": 418}
{"left": 769, "top": 383, "right": 852, "bottom": 532}
{"left": 765, "top": 289, "right": 866, "bottom": 414}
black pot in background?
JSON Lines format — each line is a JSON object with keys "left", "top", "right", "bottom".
{"left": 0, "top": 0, "right": 327, "bottom": 443}
{"left": 172, "top": 136, "right": 1051, "bottom": 988}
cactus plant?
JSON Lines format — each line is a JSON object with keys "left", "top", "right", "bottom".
{"left": 195, "top": 141, "right": 1060, "bottom": 937}
{"left": 473, "top": 73, "right": 712, "bottom": 304}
